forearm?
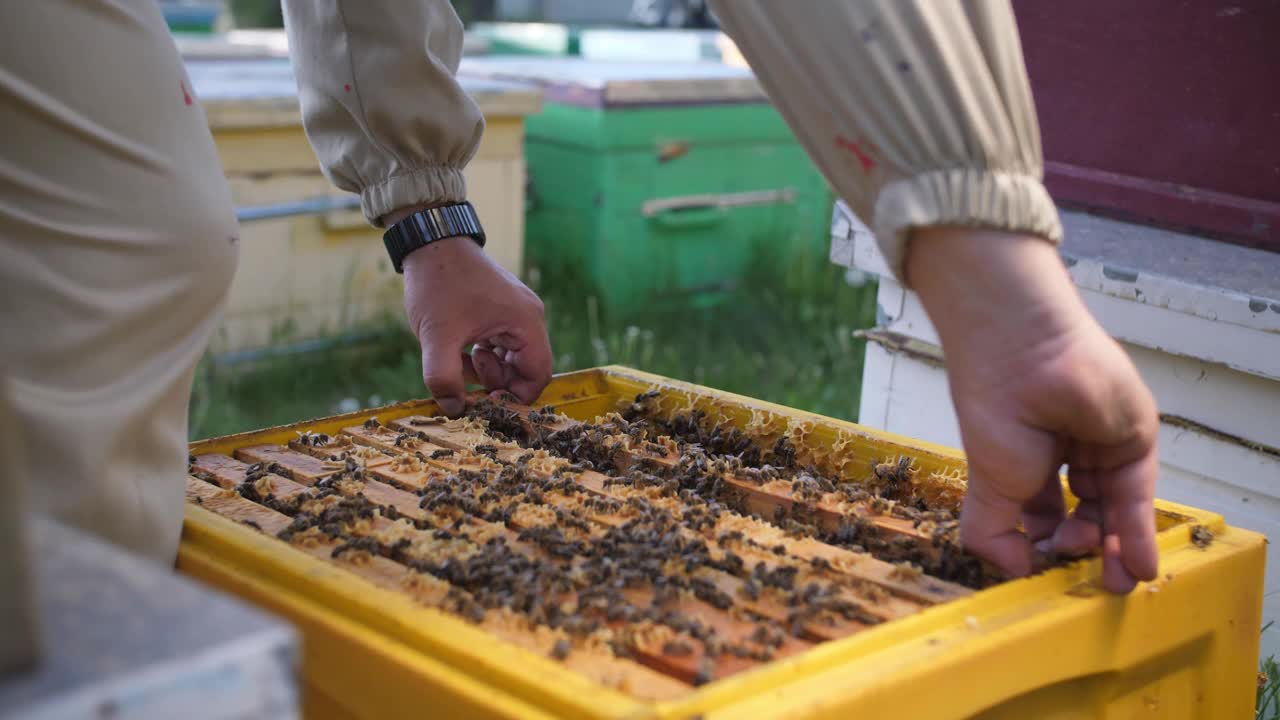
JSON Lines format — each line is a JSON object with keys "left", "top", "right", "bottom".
{"left": 907, "top": 227, "right": 1087, "bottom": 383}
{"left": 714, "top": 0, "right": 1159, "bottom": 593}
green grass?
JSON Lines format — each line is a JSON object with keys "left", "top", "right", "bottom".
{"left": 188, "top": 255, "right": 877, "bottom": 440}
{"left": 1261, "top": 623, "right": 1279, "bottom": 720}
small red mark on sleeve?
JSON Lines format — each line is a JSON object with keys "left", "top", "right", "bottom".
{"left": 835, "top": 134, "right": 877, "bottom": 174}
{"left": 180, "top": 81, "right": 192, "bottom": 106}
{"left": 344, "top": 84, "right": 352, "bottom": 92}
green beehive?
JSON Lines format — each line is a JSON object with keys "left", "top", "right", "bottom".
{"left": 459, "top": 58, "right": 834, "bottom": 315}
{"left": 469, "top": 22, "right": 582, "bottom": 56}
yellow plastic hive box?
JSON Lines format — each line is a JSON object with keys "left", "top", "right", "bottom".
{"left": 179, "top": 366, "right": 1266, "bottom": 719}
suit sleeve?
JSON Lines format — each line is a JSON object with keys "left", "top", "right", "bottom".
{"left": 709, "top": 0, "right": 1062, "bottom": 282}
{"left": 282, "top": 0, "right": 484, "bottom": 227}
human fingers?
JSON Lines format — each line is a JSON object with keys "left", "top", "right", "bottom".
{"left": 470, "top": 344, "right": 510, "bottom": 391}
{"left": 484, "top": 329, "right": 552, "bottom": 405}
{"left": 506, "top": 336, "right": 553, "bottom": 404}
{"left": 1098, "top": 451, "right": 1159, "bottom": 592}
{"left": 420, "top": 334, "right": 468, "bottom": 417}
{"left": 960, "top": 474, "right": 1033, "bottom": 578}
{"left": 1058, "top": 374, "right": 1159, "bottom": 590}
{"left": 1049, "top": 470, "right": 1103, "bottom": 557}
{"left": 1021, "top": 468, "right": 1067, "bottom": 544}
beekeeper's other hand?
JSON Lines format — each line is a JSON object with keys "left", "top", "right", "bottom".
{"left": 909, "top": 227, "right": 1159, "bottom": 593}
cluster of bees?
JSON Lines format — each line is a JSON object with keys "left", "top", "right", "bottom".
{"left": 193, "top": 390, "right": 996, "bottom": 688}
{"left": 470, "top": 394, "right": 993, "bottom": 588}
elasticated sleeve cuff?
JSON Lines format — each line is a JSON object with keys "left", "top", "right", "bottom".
{"left": 359, "top": 165, "right": 469, "bottom": 227}
{"left": 875, "top": 168, "right": 1063, "bottom": 278}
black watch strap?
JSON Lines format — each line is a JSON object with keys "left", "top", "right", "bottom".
{"left": 382, "top": 201, "right": 486, "bottom": 273}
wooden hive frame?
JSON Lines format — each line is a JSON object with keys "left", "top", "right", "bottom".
{"left": 186, "top": 375, "right": 984, "bottom": 695}
{"left": 179, "top": 366, "right": 1258, "bottom": 720}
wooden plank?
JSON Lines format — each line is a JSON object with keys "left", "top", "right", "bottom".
{"left": 391, "top": 415, "right": 969, "bottom": 607}
{"left": 389, "top": 417, "right": 948, "bottom": 607}
{"left": 337, "top": 430, "right": 846, "bottom": 639}
{"left": 288, "top": 436, "right": 457, "bottom": 492}
{"left": 186, "top": 477, "right": 292, "bottom": 535}
{"left": 257, "top": 446, "right": 531, "bottom": 550}
{"left": 235, "top": 444, "right": 336, "bottom": 485}
{"left": 341, "top": 424, "right": 536, "bottom": 485}
{"left": 249, "top": 443, "right": 812, "bottom": 682}
{"left": 184, "top": 478, "right": 689, "bottom": 700}
{"left": 191, "top": 454, "right": 309, "bottom": 501}
{"left": 349, "top": 424, "right": 890, "bottom": 624}
{"left": 550, "top": 406, "right": 954, "bottom": 544}
{"left": 287, "top": 434, "right": 396, "bottom": 468}
{"left": 497, "top": 404, "right": 941, "bottom": 548}
{"left": 379, "top": 428, "right": 880, "bottom": 629}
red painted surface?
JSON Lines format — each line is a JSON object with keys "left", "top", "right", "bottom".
{"left": 835, "top": 134, "right": 877, "bottom": 174}
{"left": 1013, "top": 0, "right": 1280, "bottom": 253}
{"left": 181, "top": 81, "right": 192, "bottom": 106}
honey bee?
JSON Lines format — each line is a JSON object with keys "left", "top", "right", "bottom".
{"left": 1190, "top": 525, "right": 1214, "bottom": 548}
{"left": 889, "top": 561, "right": 923, "bottom": 582}
{"left": 692, "top": 656, "right": 715, "bottom": 686}
{"left": 550, "top": 638, "right": 571, "bottom": 660}
{"left": 661, "top": 639, "right": 693, "bottom": 656}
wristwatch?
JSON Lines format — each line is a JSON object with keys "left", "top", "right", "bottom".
{"left": 382, "top": 201, "right": 486, "bottom": 273}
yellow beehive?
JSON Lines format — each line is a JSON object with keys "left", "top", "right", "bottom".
{"left": 180, "top": 366, "right": 1265, "bottom": 719}
{"left": 188, "top": 59, "right": 541, "bottom": 352}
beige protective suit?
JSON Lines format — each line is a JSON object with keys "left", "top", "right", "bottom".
{"left": 0, "top": 0, "right": 1058, "bottom": 569}
{"left": 709, "top": 0, "right": 1063, "bottom": 278}
{"left": 0, "top": 2, "right": 239, "bottom": 565}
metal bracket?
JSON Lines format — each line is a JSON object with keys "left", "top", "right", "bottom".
{"left": 235, "top": 195, "right": 361, "bottom": 223}
{"left": 641, "top": 188, "right": 796, "bottom": 217}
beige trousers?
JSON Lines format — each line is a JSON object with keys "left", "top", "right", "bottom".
{"left": 0, "top": 1, "right": 238, "bottom": 565}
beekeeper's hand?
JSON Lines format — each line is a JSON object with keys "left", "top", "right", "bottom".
{"left": 394, "top": 228, "right": 552, "bottom": 417}
{"left": 908, "top": 227, "right": 1160, "bottom": 593}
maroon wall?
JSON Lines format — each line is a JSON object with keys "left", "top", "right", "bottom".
{"left": 1013, "top": 0, "right": 1280, "bottom": 253}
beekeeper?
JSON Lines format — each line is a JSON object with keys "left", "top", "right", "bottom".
{"left": 0, "top": 0, "right": 1155, "bottom": 595}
